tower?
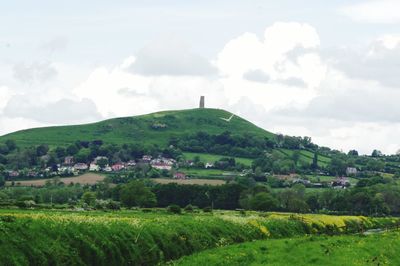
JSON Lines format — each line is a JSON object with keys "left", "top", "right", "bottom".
{"left": 199, "top": 96, "right": 205, "bottom": 108}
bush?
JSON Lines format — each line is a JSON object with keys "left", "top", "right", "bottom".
{"left": 203, "top": 206, "right": 213, "bottom": 213}
{"left": 167, "top": 204, "right": 182, "bottom": 214}
{"left": 184, "top": 204, "right": 196, "bottom": 212}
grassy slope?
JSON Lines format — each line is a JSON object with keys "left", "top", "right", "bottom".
{"left": 0, "top": 108, "right": 274, "bottom": 147}
{"left": 183, "top": 152, "right": 253, "bottom": 166}
{"left": 175, "top": 231, "right": 400, "bottom": 266}
{"left": 278, "top": 148, "right": 331, "bottom": 167}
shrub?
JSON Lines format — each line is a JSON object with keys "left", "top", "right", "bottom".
{"left": 184, "top": 204, "right": 195, "bottom": 212}
{"left": 203, "top": 206, "right": 212, "bottom": 213}
{"left": 167, "top": 204, "right": 182, "bottom": 214}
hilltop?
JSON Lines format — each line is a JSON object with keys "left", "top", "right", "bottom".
{"left": 0, "top": 108, "right": 275, "bottom": 147}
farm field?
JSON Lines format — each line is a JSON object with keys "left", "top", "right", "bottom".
{"left": 152, "top": 178, "right": 226, "bottom": 186}
{"left": 175, "top": 230, "right": 400, "bottom": 265}
{"left": 0, "top": 209, "right": 398, "bottom": 265}
{"left": 183, "top": 152, "right": 253, "bottom": 166}
{"left": 5, "top": 173, "right": 106, "bottom": 187}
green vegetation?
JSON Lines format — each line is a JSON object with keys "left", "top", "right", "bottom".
{"left": 183, "top": 152, "right": 253, "bottom": 166}
{"left": 0, "top": 108, "right": 274, "bottom": 147}
{"left": 175, "top": 230, "right": 400, "bottom": 265}
{"left": 0, "top": 209, "right": 397, "bottom": 265}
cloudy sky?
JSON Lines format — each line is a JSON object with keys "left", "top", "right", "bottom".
{"left": 1, "top": 0, "right": 400, "bottom": 154}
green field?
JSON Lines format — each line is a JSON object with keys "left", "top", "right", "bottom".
{"left": 0, "top": 209, "right": 398, "bottom": 265}
{"left": 278, "top": 149, "right": 331, "bottom": 167}
{"left": 183, "top": 152, "right": 253, "bottom": 166}
{"left": 0, "top": 108, "right": 274, "bottom": 147}
{"left": 175, "top": 230, "right": 400, "bottom": 265}
{"left": 179, "top": 168, "right": 231, "bottom": 179}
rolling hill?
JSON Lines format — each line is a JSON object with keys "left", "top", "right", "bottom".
{"left": 0, "top": 108, "right": 275, "bottom": 147}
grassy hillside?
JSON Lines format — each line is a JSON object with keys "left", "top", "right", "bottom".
{"left": 0, "top": 108, "right": 274, "bottom": 147}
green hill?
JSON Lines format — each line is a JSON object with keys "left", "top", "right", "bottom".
{"left": 0, "top": 108, "right": 275, "bottom": 147}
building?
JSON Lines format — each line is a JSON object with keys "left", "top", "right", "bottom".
{"left": 173, "top": 172, "right": 187, "bottom": 180}
{"left": 112, "top": 163, "right": 125, "bottom": 172}
{"left": 73, "top": 163, "right": 88, "bottom": 171}
{"left": 346, "top": 167, "right": 357, "bottom": 176}
{"left": 89, "top": 163, "right": 100, "bottom": 171}
{"left": 126, "top": 160, "right": 136, "bottom": 167}
{"left": 151, "top": 162, "right": 172, "bottom": 171}
{"left": 64, "top": 156, "right": 74, "bottom": 165}
{"left": 205, "top": 162, "right": 214, "bottom": 169}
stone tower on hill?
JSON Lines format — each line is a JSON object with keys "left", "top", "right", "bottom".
{"left": 199, "top": 96, "right": 205, "bottom": 108}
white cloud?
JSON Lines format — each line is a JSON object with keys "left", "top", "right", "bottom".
{"left": 342, "top": 0, "right": 400, "bottom": 24}
{"left": 327, "top": 35, "right": 400, "bottom": 87}
{"left": 128, "top": 36, "right": 217, "bottom": 76}
{"left": 3, "top": 96, "right": 101, "bottom": 124}
{"left": 13, "top": 61, "right": 57, "bottom": 83}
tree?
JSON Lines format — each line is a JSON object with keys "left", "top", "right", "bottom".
{"left": 120, "top": 180, "right": 157, "bottom": 207}
{"left": 5, "top": 140, "right": 17, "bottom": 151}
{"left": 348, "top": 150, "right": 359, "bottom": 156}
{"left": 36, "top": 144, "right": 49, "bottom": 157}
{"left": 292, "top": 151, "right": 301, "bottom": 166}
{"left": 97, "top": 158, "right": 109, "bottom": 169}
{"left": 82, "top": 192, "right": 96, "bottom": 206}
{"left": 311, "top": 152, "right": 318, "bottom": 170}
{"left": 371, "top": 149, "right": 382, "bottom": 157}
{"left": 0, "top": 175, "right": 5, "bottom": 187}
{"left": 248, "top": 192, "right": 278, "bottom": 211}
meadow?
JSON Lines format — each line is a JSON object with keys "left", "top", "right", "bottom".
{"left": 182, "top": 152, "right": 253, "bottom": 166}
{"left": 0, "top": 209, "right": 398, "bottom": 266}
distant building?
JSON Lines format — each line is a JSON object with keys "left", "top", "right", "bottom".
{"left": 205, "top": 162, "right": 214, "bottom": 169}
{"left": 126, "top": 160, "right": 136, "bottom": 167}
{"left": 112, "top": 163, "right": 125, "bottom": 172}
{"left": 64, "top": 156, "right": 74, "bottom": 165}
{"left": 89, "top": 163, "right": 100, "bottom": 171}
{"left": 151, "top": 162, "right": 172, "bottom": 171}
{"left": 173, "top": 172, "right": 187, "bottom": 180}
{"left": 346, "top": 167, "right": 357, "bottom": 176}
{"left": 73, "top": 163, "right": 88, "bottom": 171}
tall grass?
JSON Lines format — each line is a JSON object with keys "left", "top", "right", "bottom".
{"left": 0, "top": 210, "right": 398, "bottom": 265}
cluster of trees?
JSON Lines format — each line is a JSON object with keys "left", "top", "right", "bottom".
{"left": 171, "top": 131, "right": 274, "bottom": 158}
{"left": 2, "top": 173, "right": 400, "bottom": 216}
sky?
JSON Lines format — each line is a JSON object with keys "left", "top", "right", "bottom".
{"left": 1, "top": 0, "right": 400, "bottom": 155}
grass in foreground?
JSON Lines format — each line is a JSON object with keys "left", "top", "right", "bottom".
{"left": 0, "top": 209, "right": 398, "bottom": 265}
{"left": 174, "top": 230, "right": 400, "bottom": 266}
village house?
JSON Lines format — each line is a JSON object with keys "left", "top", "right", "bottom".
{"left": 332, "top": 177, "right": 350, "bottom": 188}
{"left": 7, "top": 170, "right": 19, "bottom": 178}
{"left": 151, "top": 162, "right": 172, "bottom": 171}
{"left": 73, "top": 163, "right": 88, "bottom": 171}
{"left": 173, "top": 172, "right": 187, "bottom": 180}
{"left": 111, "top": 163, "right": 125, "bottom": 172}
{"left": 89, "top": 163, "right": 100, "bottom": 171}
{"left": 205, "top": 162, "right": 214, "bottom": 169}
{"left": 64, "top": 156, "right": 74, "bottom": 165}
{"left": 126, "top": 160, "right": 136, "bottom": 167}
{"left": 142, "top": 155, "right": 152, "bottom": 163}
